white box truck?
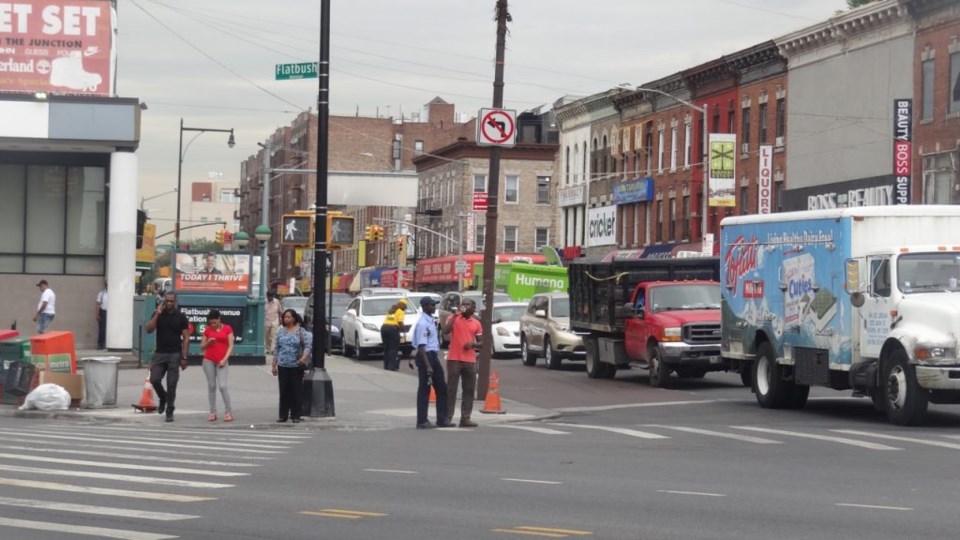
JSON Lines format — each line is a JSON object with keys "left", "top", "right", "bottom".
{"left": 720, "top": 206, "right": 960, "bottom": 425}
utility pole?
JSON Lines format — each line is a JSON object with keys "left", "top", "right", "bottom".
{"left": 477, "top": 0, "right": 510, "bottom": 401}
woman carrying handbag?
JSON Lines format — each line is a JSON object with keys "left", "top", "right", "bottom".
{"left": 271, "top": 309, "right": 312, "bottom": 423}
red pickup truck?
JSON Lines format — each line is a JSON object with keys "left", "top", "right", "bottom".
{"left": 569, "top": 258, "right": 729, "bottom": 387}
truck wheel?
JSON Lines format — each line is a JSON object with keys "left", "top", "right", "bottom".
{"left": 647, "top": 346, "right": 668, "bottom": 388}
{"left": 881, "top": 349, "right": 929, "bottom": 426}
{"left": 740, "top": 368, "right": 752, "bottom": 387}
{"left": 521, "top": 336, "right": 537, "bottom": 367}
{"left": 753, "top": 342, "right": 789, "bottom": 408}
{"left": 544, "top": 338, "right": 561, "bottom": 370}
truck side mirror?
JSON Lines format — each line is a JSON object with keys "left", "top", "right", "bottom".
{"left": 844, "top": 258, "right": 865, "bottom": 294}
{"left": 534, "top": 309, "right": 546, "bottom": 318}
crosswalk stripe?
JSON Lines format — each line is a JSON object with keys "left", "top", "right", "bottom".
{"left": 0, "top": 496, "right": 198, "bottom": 521}
{"left": 494, "top": 425, "right": 571, "bottom": 435}
{"left": 732, "top": 426, "right": 901, "bottom": 450}
{"left": 0, "top": 478, "right": 215, "bottom": 502}
{"left": 0, "top": 452, "right": 249, "bottom": 477}
{"left": 0, "top": 517, "right": 176, "bottom": 540}
{"left": 0, "top": 464, "right": 234, "bottom": 489}
{"left": 52, "top": 424, "right": 311, "bottom": 441}
{"left": 0, "top": 444, "right": 260, "bottom": 468}
{"left": 831, "top": 430, "right": 960, "bottom": 450}
{"left": 0, "top": 430, "right": 284, "bottom": 454}
{"left": 0, "top": 435, "right": 274, "bottom": 461}
{"left": 7, "top": 428, "right": 287, "bottom": 450}
{"left": 642, "top": 425, "right": 782, "bottom": 444}
{"left": 549, "top": 423, "right": 669, "bottom": 440}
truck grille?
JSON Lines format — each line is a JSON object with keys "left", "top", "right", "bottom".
{"left": 684, "top": 323, "right": 721, "bottom": 344}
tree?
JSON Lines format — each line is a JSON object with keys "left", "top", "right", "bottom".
{"left": 847, "top": 0, "right": 878, "bottom": 8}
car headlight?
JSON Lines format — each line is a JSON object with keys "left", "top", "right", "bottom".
{"left": 915, "top": 346, "right": 956, "bottom": 360}
{"left": 496, "top": 327, "right": 510, "bottom": 336}
{"left": 362, "top": 322, "right": 379, "bottom": 331}
{"left": 663, "top": 327, "right": 682, "bottom": 342}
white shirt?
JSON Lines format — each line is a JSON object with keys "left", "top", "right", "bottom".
{"left": 39, "top": 289, "right": 56, "bottom": 315}
{"left": 97, "top": 289, "right": 109, "bottom": 310}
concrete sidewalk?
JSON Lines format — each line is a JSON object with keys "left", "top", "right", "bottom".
{"left": 1, "top": 354, "right": 558, "bottom": 431}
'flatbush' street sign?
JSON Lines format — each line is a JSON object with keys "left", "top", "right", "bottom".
{"left": 275, "top": 62, "right": 318, "bottom": 81}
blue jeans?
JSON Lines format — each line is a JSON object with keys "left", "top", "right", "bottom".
{"left": 415, "top": 350, "right": 448, "bottom": 426}
{"left": 37, "top": 313, "right": 54, "bottom": 334}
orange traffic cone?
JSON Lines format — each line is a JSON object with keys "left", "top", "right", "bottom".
{"left": 429, "top": 386, "right": 437, "bottom": 403}
{"left": 480, "top": 370, "right": 506, "bottom": 414}
{"left": 131, "top": 373, "right": 156, "bottom": 413}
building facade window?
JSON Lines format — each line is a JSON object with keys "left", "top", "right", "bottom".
{"left": 922, "top": 59, "right": 934, "bottom": 121}
{"left": 505, "top": 175, "right": 519, "bottom": 203}
{"left": 473, "top": 174, "right": 487, "bottom": 192}
{"left": 503, "top": 225, "right": 518, "bottom": 252}
{"left": 727, "top": 103, "right": 735, "bottom": 134}
{"left": 712, "top": 105, "right": 721, "bottom": 133}
{"left": 668, "top": 198, "right": 676, "bottom": 241}
{"left": 535, "top": 227, "right": 549, "bottom": 250}
{"left": 741, "top": 106, "right": 751, "bottom": 148}
{"left": 655, "top": 199, "right": 663, "bottom": 243}
{"left": 536, "top": 176, "right": 550, "bottom": 204}
{"left": 645, "top": 124, "right": 654, "bottom": 175}
{"left": 774, "top": 182, "right": 783, "bottom": 213}
{"left": 775, "top": 98, "right": 786, "bottom": 139}
{"left": 670, "top": 127, "right": 678, "bottom": 171}
{"left": 564, "top": 147, "right": 570, "bottom": 184}
{"left": 923, "top": 151, "right": 959, "bottom": 204}
{"left": 219, "top": 189, "right": 237, "bottom": 203}
{"left": 657, "top": 128, "right": 664, "bottom": 172}
{"left": 740, "top": 185, "right": 749, "bottom": 214}
{"left": 682, "top": 195, "right": 690, "bottom": 239}
{"left": 414, "top": 140, "right": 424, "bottom": 156}
{"left": 950, "top": 52, "right": 960, "bottom": 115}
{"left": 758, "top": 102, "right": 768, "bottom": 144}
{"left": 684, "top": 121, "right": 692, "bottom": 167}
{"left": 475, "top": 224, "right": 485, "bottom": 252}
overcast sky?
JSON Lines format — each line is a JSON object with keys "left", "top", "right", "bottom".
{"left": 120, "top": 0, "right": 846, "bottom": 224}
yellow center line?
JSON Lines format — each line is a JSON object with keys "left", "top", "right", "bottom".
{"left": 515, "top": 526, "right": 592, "bottom": 536}
{"left": 492, "top": 529, "right": 567, "bottom": 538}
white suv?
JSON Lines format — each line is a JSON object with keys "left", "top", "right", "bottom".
{"left": 341, "top": 295, "right": 419, "bottom": 359}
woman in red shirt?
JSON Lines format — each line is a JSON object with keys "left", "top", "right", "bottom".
{"left": 200, "top": 309, "right": 234, "bottom": 422}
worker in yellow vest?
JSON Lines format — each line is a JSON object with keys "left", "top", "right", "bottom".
{"left": 381, "top": 298, "right": 408, "bottom": 371}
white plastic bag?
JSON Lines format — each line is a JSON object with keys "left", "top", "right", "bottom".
{"left": 20, "top": 383, "right": 71, "bottom": 411}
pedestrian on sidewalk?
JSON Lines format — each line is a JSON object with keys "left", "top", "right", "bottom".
{"left": 271, "top": 308, "right": 312, "bottom": 423}
{"left": 145, "top": 291, "right": 189, "bottom": 422}
{"left": 95, "top": 281, "right": 108, "bottom": 349}
{"left": 200, "top": 309, "right": 234, "bottom": 422}
{"left": 264, "top": 293, "right": 281, "bottom": 356}
{"left": 410, "top": 296, "right": 450, "bottom": 429}
{"left": 442, "top": 298, "right": 481, "bottom": 428}
{"left": 380, "top": 298, "right": 407, "bottom": 371}
{"left": 33, "top": 279, "right": 56, "bottom": 334}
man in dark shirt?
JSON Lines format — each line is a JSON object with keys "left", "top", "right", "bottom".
{"left": 146, "top": 291, "right": 190, "bottom": 422}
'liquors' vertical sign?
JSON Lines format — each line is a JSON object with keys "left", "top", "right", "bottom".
{"left": 893, "top": 99, "right": 912, "bottom": 205}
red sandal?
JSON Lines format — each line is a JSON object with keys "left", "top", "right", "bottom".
{"left": 208, "top": 413, "right": 217, "bottom": 422}
{"left": 224, "top": 412, "right": 233, "bottom": 422}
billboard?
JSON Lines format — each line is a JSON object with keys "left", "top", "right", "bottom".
{"left": 708, "top": 133, "right": 736, "bottom": 207}
{"left": 586, "top": 205, "right": 616, "bottom": 247}
{"left": 174, "top": 252, "right": 252, "bottom": 294}
{"left": 893, "top": 99, "right": 912, "bottom": 205}
{"left": 0, "top": 0, "right": 116, "bottom": 95}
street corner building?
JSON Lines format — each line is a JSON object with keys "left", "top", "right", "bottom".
{"left": 0, "top": 0, "right": 143, "bottom": 350}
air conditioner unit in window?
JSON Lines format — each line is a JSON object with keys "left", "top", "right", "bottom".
{"left": 741, "top": 143, "right": 750, "bottom": 155}
{"left": 775, "top": 136, "right": 784, "bottom": 147}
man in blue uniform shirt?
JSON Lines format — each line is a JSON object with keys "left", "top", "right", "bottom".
{"left": 411, "top": 296, "right": 451, "bottom": 429}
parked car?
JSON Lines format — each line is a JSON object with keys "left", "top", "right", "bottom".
{"left": 341, "top": 295, "right": 420, "bottom": 359}
{"left": 519, "top": 292, "right": 586, "bottom": 369}
{"left": 304, "top": 292, "right": 353, "bottom": 328}
{"left": 327, "top": 315, "right": 343, "bottom": 353}
{"left": 405, "top": 292, "right": 443, "bottom": 310}
{"left": 281, "top": 296, "right": 308, "bottom": 321}
{"left": 490, "top": 302, "right": 527, "bottom": 357}
{"left": 359, "top": 287, "right": 410, "bottom": 297}
{"left": 438, "top": 290, "right": 510, "bottom": 345}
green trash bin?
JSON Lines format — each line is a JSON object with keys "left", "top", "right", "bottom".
{"left": 0, "top": 338, "right": 30, "bottom": 361}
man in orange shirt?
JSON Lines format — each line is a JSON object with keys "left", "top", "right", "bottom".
{"left": 443, "top": 298, "right": 482, "bottom": 427}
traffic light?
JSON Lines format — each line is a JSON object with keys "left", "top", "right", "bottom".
{"left": 364, "top": 225, "right": 375, "bottom": 242}
{"left": 281, "top": 214, "right": 312, "bottom": 245}
{"left": 374, "top": 225, "right": 385, "bottom": 241}
{"left": 136, "top": 210, "right": 147, "bottom": 249}
{"left": 328, "top": 214, "right": 355, "bottom": 248}
{"left": 215, "top": 229, "right": 225, "bottom": 245}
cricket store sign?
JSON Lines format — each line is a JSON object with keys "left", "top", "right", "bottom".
{"left": 0, "top": 1, "right": 116, "bottom": 95}
{"left": 586, "top": 205, "right": 616, "bottom": 247}
{"left": 893, "top": 99, "right": 912, "bottom": 205}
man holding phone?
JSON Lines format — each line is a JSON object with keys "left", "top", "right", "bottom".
{"left": 145, "top": 291, "right": 190, "bottom": 422}
{"left": 442, "top": 298, "right": 482, "bottom": 427}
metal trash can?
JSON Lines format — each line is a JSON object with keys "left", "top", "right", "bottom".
{"left": 80, "top": 357, "right": 121, "bottom": 408}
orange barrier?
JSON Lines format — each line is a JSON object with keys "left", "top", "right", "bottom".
{"left": 429, "top": 386, "right": 437, "bottom": 403}
{"left": 131, "top": 373, "right": 156, "bottom": 413}
{"left": 30, "top": 331, "right": 77, "bottom": 373}
{"left": 480, "top": 370, "right": 506, "bottom": 414}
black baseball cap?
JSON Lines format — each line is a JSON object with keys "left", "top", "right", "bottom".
{"left": 419, "top": 296, "right": 438, "bottom": 306}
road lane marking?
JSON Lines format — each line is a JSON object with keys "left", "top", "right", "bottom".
{"left": 494, "top": 425, "right": 571, "bottom": 435}
{"left": 0, "top": 436, "right": 274, "bottom": 460}
{"left": 3, "top": 428, "right": 287, "bottom": 450}
{"left": 50, "top": 424, "right": 312, "bottom": 440}
{"left": 0, "top": 430, "right": 284, "bottom": 454}
{"left": 836, "top": 503, "right": 913, "bottom": 511}
{"left": 494, "top": 526, "right": 592, "bottom": 537}
{"left": 501, "top": 478, "right": 564, "bottom": 485}
{"left": 0, "top": 496, "right": 198, "bottom": 521}
{"left": 657, "top": 490, "right": 727, "bottom": 497}
{"left": 0, "top": 517, "right": 176, "bottom": 540}
{"left": 0, "top": 465, "right": 233, "bottom": 489}
{"left": 0, "top": 478, "right": 216, "bottom": 502}
{"left": 555, "top": 399, "right": 723, "bottom": 413}
{"left": 300, "top": 509, "right": 388, "bottom": 519}
{"left": 643, "top": 425, "right": 782, "bottom": 444}
{"left": 549, "top": 423, "right": 668, "bottom": 439}
{"left": 0, "top": 453, "right": 248, "bottom": 477}
{"left": 832, "top": 430, "right": 960, "bottom": 450}
{"left": 731, "top": 426, "right": 901, "bottom": 450}
{"left": 363, "top": 469, "right": 418, "bottom": 474}
{"left": 0, "top": 444, "right": 260, "bottom": 468}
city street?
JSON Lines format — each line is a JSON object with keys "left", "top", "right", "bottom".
{"left": 2, "top": 354, "right": 960, "bottom": 539}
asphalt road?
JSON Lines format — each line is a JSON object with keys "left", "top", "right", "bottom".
{"left": 2, "top": 354, "right": 960, "bottom": 539}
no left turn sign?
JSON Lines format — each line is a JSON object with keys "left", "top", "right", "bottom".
{"left": 477, "top": 108, "right": 517, "bottom": 147}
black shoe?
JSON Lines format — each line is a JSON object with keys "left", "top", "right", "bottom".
{"left": 277, "top": 418, "right": 288, "bottom": 423}
{"left": 416, "top": 422, "right": 436, "bottom": 430}
{"left": 436, "top": 421, "right": 456, "bottom": 428}
{"left": 459, "top": 420, "right": 479, "bottom": 428}
{"left": 292, "top": 418, "right": 301, "bottom": 424}
{"left": 157, "top": 397, "right": 166, "bottom": 415}
{"left": 165, "top": 413, "right": 174, "bottom": 423}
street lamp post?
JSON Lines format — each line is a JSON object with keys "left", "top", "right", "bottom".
{"left": 635, "top": 87, "right": 709, "bottom": 243}
{"left": 140, "top": 188, "right": 178, "bottom": 212}
{"left": 254, "top": 224, "right": 271, "bottom": 301}
{"left": 175, "top": 118, "right": 236, "bottom": 248}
